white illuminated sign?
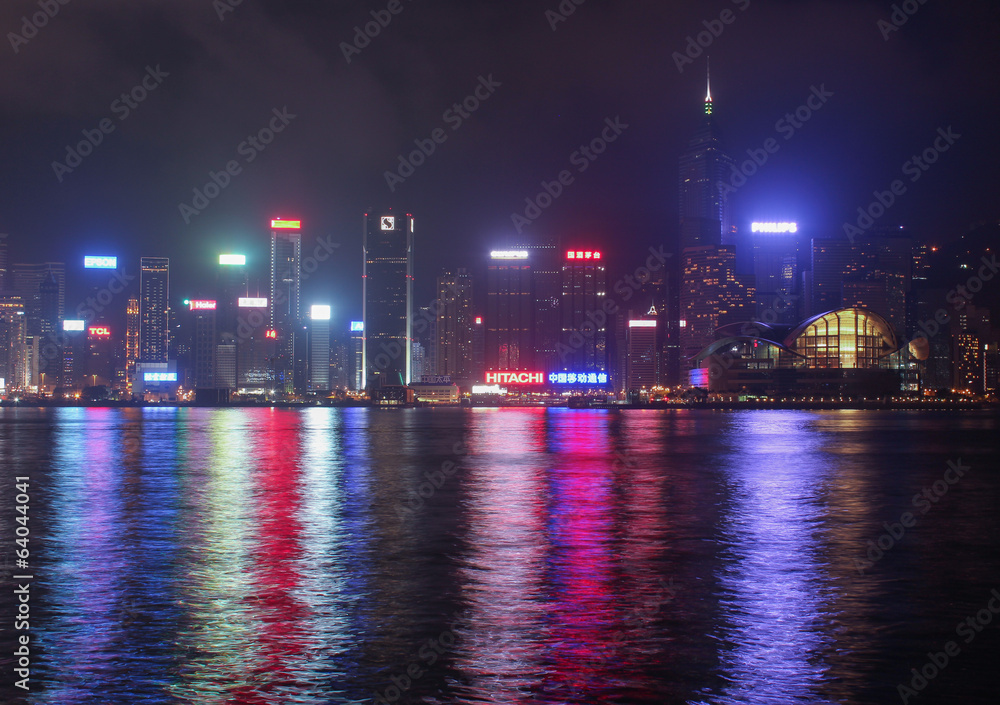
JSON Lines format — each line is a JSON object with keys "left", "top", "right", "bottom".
{"left": 84, "top": 256, "right": 118, "bottom": 269}
{"left": 310, "top": 305, "right": 331, "bottom": 321}
{"left": 490, "top": 250, "right": 529, "bottom": 260}
{"left": 63, "top": 320, "right": 85, "bottom": 332}
{"left": 472, "top": 385, "right": 507, "bottom": 395}
{"left": 629, "top": 320, "right": 657, "bottom": 328}
{"left": 144, "top": 372, "right": 178, "bottom": 382}
{"left": 380, "top": 216, "right": 395, "bottom": 231}
{"left": 238, "top": 297, "right": 268, "bottom": 308}
{"left": 751, "top": 222, "right": 798, "bottom": 233}
{"left": 219, "top": 254, "right": 247, "bottom": 266}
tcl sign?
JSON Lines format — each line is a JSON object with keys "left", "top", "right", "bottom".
{"left": 88, "top": 327, "right": 111, "bottom": 337}
{"left": 485, "top": 371, "right": 545, "bottom": 385}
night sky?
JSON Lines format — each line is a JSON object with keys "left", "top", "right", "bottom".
{"left": 1, "top": 0, "right": 998, "bottom": 324}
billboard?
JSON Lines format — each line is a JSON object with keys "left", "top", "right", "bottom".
{"left": 350, "top": 321, "right": 364, "bottom": 332}
{"left": 84, "top": 256, "right": 118, "bottom": 269}
{"left": 189, "top": 300, "right": 217, "bottom": 310}
{"left": 238, "top": 297, "right": 268, "bottom": 308}
{"left": 144, "top": 372, "right": 178, "bottom": 382}
{"left": 310, "top": 305, "right": 331, "bottom": 321}
{"left": 548, "top": 372, "right": 609, "bottom": 385}
{"left": 271, "top": 219, "right": 301, "bottom": 230}
{"left": 63, "top": 320, "right": 85, "bottom": 332}
{"left": 566, "top": 250, "right": 602, "bottom": 260}
{"left": 628, "top": 320, "right": 657, "bottom": 328}
{"left": 490, "top": 250, "right": 529, "bottom": 260}
{"left": 88, "top": 326, "right": 111, "bottom": 337}
{"left": 219, "top": 254, "right": 247, "bottom": 266}
{"left": 485, "top": 371, "right": 544, "bottom": 385}
{"left": 751, "top": 222, "right": 798, "bottom": 234}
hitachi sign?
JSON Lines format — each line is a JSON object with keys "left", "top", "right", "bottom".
{"left": 485, "top": 371, "right": 544, "bottom": 385}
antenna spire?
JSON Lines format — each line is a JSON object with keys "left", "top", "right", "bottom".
{"left": 705, "top": 58, "right": 713, "bottom": 116}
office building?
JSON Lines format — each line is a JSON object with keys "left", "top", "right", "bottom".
{"left": 349, "top": 321, "right": 364, "bottom": 392}
{"left": 270, "top": 219, "right": 302, "bottom": 392}
{"left": 680, "top": 245, "right": 754, "bottom": 369}
{"left": 626, "top": 314, "right": 659, "bottom": 392}
{"left": 560, "top": 249, "right": 608, "bottom": 373}
{"left": 486, "top": 249, "right": 533, "bottom": 371}
{"left": 751, "top": 223, "right": 801, "bottom": 324}
{"left": 309, "top": 305, "right": 331, "bottom": 393}
{"left": 363, "top": 211, "right": 413, "bottom": 388}
{"left": 12, "top": 262, "right": 65, "bottom": 336}
{"left": 435, "top": 269, "right": 475, "bottom": 382}
{"left": 0, "top": 296, "right": 28, "bottom": 391}
{"left": 139, "top": 257, "right": 169, "bottom": 362}
{"left": 84, "top": 324, "right": 115, "bottom": 387}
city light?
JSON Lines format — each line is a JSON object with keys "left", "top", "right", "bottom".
{"left": 350, "top": 321, "right": 364, "bottom": 332}
{"left": 271, "top": 219, "right": 301, "bottom": 230}
{"left": 238, "top": 297, "right": 268, "bottom": 308}
{"left": 751, "top": 222, "right": 798, "bottom": 233}
{"left": 490, "top": 250, "right": 529, "bottom": 260}
{"left": 219, "top": 254, "right": 247, "bottom": 265}
{"left": 88, "top": 326, "right": 111, "bottom": 336}
{"left": 475, "top": 317, "right": 482, "bottom": 325}
{"left": 629, "top": 320, "right": 657, "bottom": 328}
{"left": 472, "top": 385, "right": 507, "bottom": 395}
{"left": 380, "top": 215, "right": 395, "bottom": 231}
{"left": 566, "top": 250, "right": 602, "bottom": 260}
{"left": 485, "top": 371, "right": 545, "bottom": 384}
{"left": 189, "top": 300, "right": 217, "bottom": 310}
{"left": 548, "top": 372, "right": 609, "bottom": 385}
{"left": 84, "top": 256, "right": 117, "bottom": 269}
{"left": 265, "top": 330, "right": 278, "bottom": 339}
{"left": 310, "top": 305, "right": 331, "bottom": 320}
{"left": 63, "top": 320, "right": 85, "bottom": 331}
{"left": 143, "top": 372, "right": 178, "bottom": 382}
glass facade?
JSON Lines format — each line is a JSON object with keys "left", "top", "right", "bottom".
{"left": 793, "top": 310, "right": 892, "bottom": 370}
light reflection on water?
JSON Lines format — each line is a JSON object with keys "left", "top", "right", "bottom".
{"left": 1, "top": 407, "right": 999, "bottom": 705}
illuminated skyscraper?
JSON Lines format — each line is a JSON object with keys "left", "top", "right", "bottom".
{"left": 626, "top": 314, "right": 659, "bottom": 392}
{"left": 680, "top": 245, "right": 755, "bottom": 366}
{"left": 560, "top": 249, "right": 608, "bottom": 373}
{"left": 12, "top": 262, "right": 65, "bottom": 335}
{"left": 270, "top": 219, "right": 302, "bottom": 392}
{"left": 363, "top": 211, "right": 413, "bottom": 388}
{"left": 435, "top": 269, "right": 475, "bottom": 381}
{"left": 0, "top": 236, "right": 8, "bottom": 293}
{"left": 139, "top": 257, "right": 169, "bottom": 362}
{"left": 486, "top": 250, "right": 532, "bottom": 371}
{"left": 125, "top": 297, "right": 139, "bottom": 391}
{"left": 309, "top": 305, "right": 331, "bottom": 392}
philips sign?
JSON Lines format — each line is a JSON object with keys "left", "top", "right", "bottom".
{"left": 751, "top": 222, "right": 798, "bottom": 234}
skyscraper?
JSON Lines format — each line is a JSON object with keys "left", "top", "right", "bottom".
{"left": 0, "top": 236, "right": 8, "bottom": 293}
{"left": 751, "top": 224, "right": 801, "bottom": 324}
{"left": 270, "top": 219, "right": 302, "bottom": 392}
{"left": 560, "top": 249, "right": 608, "bottom": 373}
{"left": 679, "top": 245, "right": 755, "bottom": 365}
{"left": 678, "top": 70, "right": 735, "bottom": 249}
{"left": 139, "top": 257, "right": 169, "bottom": 362}
{"left": 308, "top": 305, "right": 331, "bottom": 392}
{"left": 363, "top": 211, "right": 413, "bottom": 388}
{"left": 435, "top": 269, "right": 475, "bottom": 381}
{"left": 12, "top": 262, "right": 65, "bottom": 335}
{"left": 126, "top": 296, "right": 139, "bottom": 392}
{"left": 485, "top": 250, "right": 532, "bottom": 372}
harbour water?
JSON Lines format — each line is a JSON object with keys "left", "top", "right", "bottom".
{"left": 1, "top": 407, "right": 999, "bottom": 704}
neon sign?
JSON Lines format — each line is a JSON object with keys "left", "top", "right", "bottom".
{"left": 485, "top": 371, "right": 544, "bottom": 385}
{"left": 143, "top": 372, "right": 178, "bottom": 382}
{"left": 219, "top": 254, "right": 247, "bottom": 265}
{"left": 84, "top": 256, "right": 117, "bottom": 269}
{"left": 629, "top": 320, "right": 656, "bottom": 328}
{"left": 265, "top": 330, "right": 278, "bottom": 339}
{"left": 566, "top": 250, "right": 602, "bottom": 260}
{"left": 271, "top": 219, "right": 301, "bottom": 230}
{"left": 491, "top": 250, "right": 529, "bottom": 260}
{"left": 88, "top": 327, "right": 111, "bottom": 337}
{"left": 238, "top": 297, "right": 268, "bottom": 308}
{"left": 549, "top": 372, "right": 608, "bottom": 385}
{"left": 751, "top": 222, "right": 798, "bottom": 233}
{"left": 310, "top": 305, "right": 331, "bottom": 321}
{"left": 350, "top": 321, "right": 364, "bottom": 332}
{"left": 189, "top": 300, "right": 217, "bottom": 310}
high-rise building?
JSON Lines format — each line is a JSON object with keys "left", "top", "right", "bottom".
{"left": 189, "top": 301, "right": 217, "bottom": 388}
{"left": 679, "top": 245, "right": 755, "bottom": 367}
{"left": 0, "top": 295, "right": 28, "bottom": 391}
{"left": 678, "top": 71, "right": 735, "bottom": 249}
{"left": 270, "top": 219, "right": 302, "bottom": 392}
{"left": 435, "top": 269, "right": 475, "bottom": 381}
{"left": 486, "top": 249, "right": 533, "bottom": 371}
{"left": 12, "top": 262, "right": 65, "bottom": 335}
{"left": 84, "top": 324, "right": 115, "bottom": 387}
{"left": 139, "top": 257, "right": 169, "bottom": 362}
{"left": 308, "top": 305, "right": 331, "bottom": 392}
{"left": 349, "top": 321, "right": 364, "bottom": 392}
{"left": 751, "top": 223, "right": 801, "bottom": 324}
{"left": 560, "top": 249, "right": 608, "bottom": 373}
{"left": 362, "top": 211, "right": 413, "bottom": 388}
{"left": 0, "top": 236, "right": 8, "bottom": 293}
{"left": 125, "top": 297, "right": 140, "bottom": 392}
{"left": 626, "top": 315, "right": 659, "bottom": 392}
{"left": 523, "top": 243, "right": 562, "bottom": 371}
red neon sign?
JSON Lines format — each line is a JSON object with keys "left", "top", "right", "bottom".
{"left": 271, "top": 219, "right": 301, "bottom": 230}
{"left": 566, "top": 250, "right": 602, "bottom": 260}
{"left": 88, "top": 326, "right": 111, "bottom": 337}
{"left": 265, "top": 330, "right": 278, "bottom": 339}
{"left": 485, "top": 371, "right": 545, "bottom": 385}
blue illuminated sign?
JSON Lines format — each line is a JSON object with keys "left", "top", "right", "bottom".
{"left": 548, "top": 372, "right": 608, "bottom": 385}
{"left": 350, "top": 321, "right": 364, "bottom": 332}
{"left": 143, "top": 372, "right": 178, "bottom": 382}
{"left": 84, "top": 256, "right": 118, "bottom": 269}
